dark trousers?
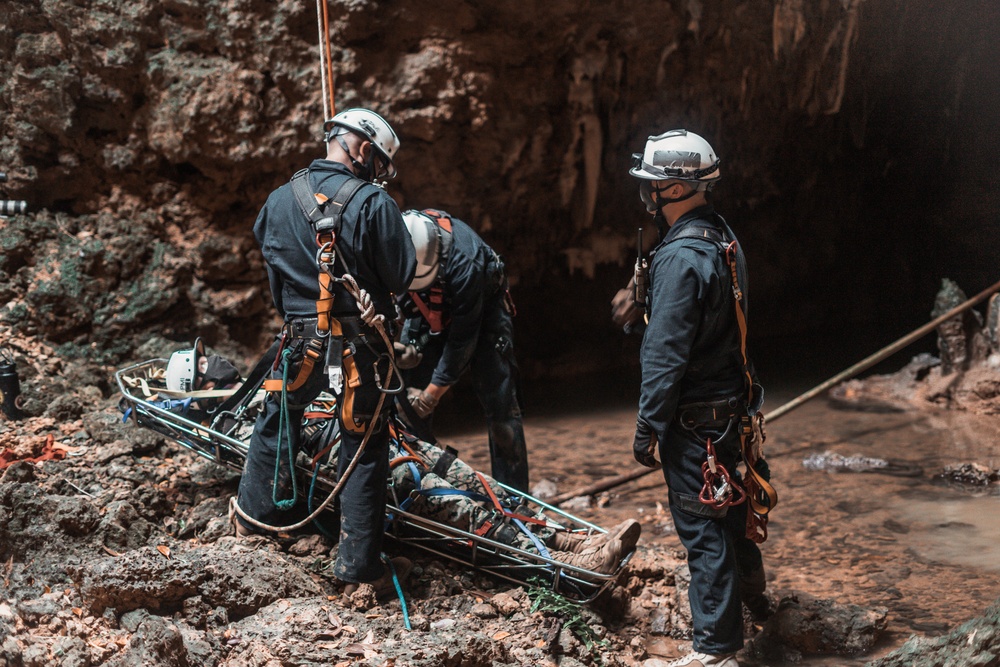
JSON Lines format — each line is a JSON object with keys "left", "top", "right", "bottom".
{"left": 404, "top": 295, "right": 529, "bottom": 492}
{"left": 659, "top": 419, "right": 765, "bottom": 654}
{"left": 237, "top": 335, "right": 391, "bottom": 583}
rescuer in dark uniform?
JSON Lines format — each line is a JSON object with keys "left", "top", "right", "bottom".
{"left": 232, "top": 108, "right": 417, "bottom": 597}
{"left": 394, "top": 208, "right": 529, "bottom": 492}
{"left": 627, "top": 129, "right": 770, "bottom": 667}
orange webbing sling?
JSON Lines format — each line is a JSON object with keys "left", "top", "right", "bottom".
{"left": 723, "top": 240, "right": 778, "bottom": 543}
{"left": 408, "top": 209, "right": 453, "bottom": 333}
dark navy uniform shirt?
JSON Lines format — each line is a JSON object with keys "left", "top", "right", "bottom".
{"left": 254, "top": 160, "right": 416, "bottom": 321}
{"left": 639, "top": 204, "right": 748, "bottom": 442}
{"left": 402, "top": 214, "right": 498, "bottom": 387}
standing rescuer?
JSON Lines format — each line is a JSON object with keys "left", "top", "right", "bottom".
{"left": 395, "top": 208, "right": 530, "bottom": 493}
{"left": 233, "top": 108, "right": 417, "bottom": 597}
{"left": 627, "top": 129, "right": 773, "bottom": 667}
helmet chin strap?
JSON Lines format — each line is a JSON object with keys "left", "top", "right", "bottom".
{"left": 335, "top": 135, "right": 375, "bottom": 182}
{"left": 652, "top": 182, "right": 699, "bottom": 206}
{"left": 652, "top": 210, "right": 668, "bottom": 240}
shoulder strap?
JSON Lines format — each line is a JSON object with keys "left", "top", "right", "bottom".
{"left": 421, "top": 208, "right": 454, "bottom": 273}
{"left": 665, "top": 223, "right": 726, "bottom": 245}
{"left": 289, "top": 169, "right": 370, "bottom": 335}
{"left": 290, "top": 169, "right": 369, "bottom": 235}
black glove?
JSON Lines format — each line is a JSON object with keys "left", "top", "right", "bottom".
{"left": 632, "top": 416, "right": 660, "bottom": 468}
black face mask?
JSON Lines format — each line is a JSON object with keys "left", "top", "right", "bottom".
{"left": 639, "top": 180, "right": 698, "bottom": 212}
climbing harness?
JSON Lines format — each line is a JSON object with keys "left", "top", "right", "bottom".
{"left": 231, "top": 169, "right": 403, "bottom": 535}
{"left": 407, "top": 209, "right": 454, "bottom": 334}
{"left": 663, "top": 217, "right": 778, "bottom": 541}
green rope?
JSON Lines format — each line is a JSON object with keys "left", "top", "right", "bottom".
{"left": 272, "top": 348, "right": 299, "bottom": 510}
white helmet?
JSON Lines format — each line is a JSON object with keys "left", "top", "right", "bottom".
{"left": 629, "top": 129, "right": 721, "bottom": 190}
{"left": 323, "top": 108, "right": 400, "bottom": 179}
{"left": 402, "top": 210, "right": 447, "bottom": 291}
{"left": 165, "top": 338, "right": 205, "bottom": 392}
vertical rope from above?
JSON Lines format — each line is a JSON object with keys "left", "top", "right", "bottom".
{"left": 316, "top": 0, "right": 337, "bottom": 121}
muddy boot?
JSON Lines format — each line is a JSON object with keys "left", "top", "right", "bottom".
{"left": 551, "top": 537, "right": 623, "bottom": 575}
{"left": 550, "top": 519, "right": 642, "bottom": 554}
{"left": 228, "top": 497, "right": 254, "bottom": 538}
{"left": 739, "top": 564, "right": 772, "bottom": 622}
{"left": 343, "top": 556, "right": 413, "bottom": 599}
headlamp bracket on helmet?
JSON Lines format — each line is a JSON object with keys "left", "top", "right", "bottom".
{"left": 630, "top": 153, "right": 722, "bottom": 182}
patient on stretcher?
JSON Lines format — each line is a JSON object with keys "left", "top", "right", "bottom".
{"left": 122, "top": 344, "right": 641, "bottom": 575}
{"left": 302, "top": 406, "right": 641, "bottom": 575}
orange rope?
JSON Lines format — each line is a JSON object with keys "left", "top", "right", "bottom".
{"left": 320, "top": 0, "right": 336, "bottom": 117}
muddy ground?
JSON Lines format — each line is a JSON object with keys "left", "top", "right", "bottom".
{"left": 2, "top": 305, "right": 1000, "bottom": 666}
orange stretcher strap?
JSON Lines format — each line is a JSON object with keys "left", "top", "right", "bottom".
{"left": 475, "top": 471, "right": 546, "bottom": 527}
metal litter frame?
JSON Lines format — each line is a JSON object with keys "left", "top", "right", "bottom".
{"left": 116, "top": 359, "right": 631, "bottom": 603}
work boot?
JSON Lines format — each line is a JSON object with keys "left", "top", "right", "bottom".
{"left": 664, "top": 651, "right": 739, "bottom": 667}
{"left": 550, "top": 519, "right": 642, "bottom": 555}
{"left": 228, "top": 497, "right": 254, "bottom": 538}
{"left": 743, "top": 593, "right": 773, "bottom": 622}
{"left": 343, "top": 557, "right": 413, "bottom": 599}
{"left": 551, "top": 537, "right": 623, "bottom": 575}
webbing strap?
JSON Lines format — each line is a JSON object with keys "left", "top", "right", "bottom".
{"left": 721, "top": 238, "right": 778, "bottom": 520}
{"left": 475, "top": 471, "right": 546, "bottom": 527}
{"left": 431, "top": 445, "right": 459, "bottom": 477}
{"left": 263, "top": 339, "right": 324, "bottom": 393}
{"left": 409, "top": 289, "right": 447, "bottom": 334}
{"left": 289, "top": 170, "right": 369, "bottom": 335}
{"left": 407, "top": 208, "right": 454, "bottom": 333}
{"left": 669, "top": 218, "right": 778, "bottom": 523}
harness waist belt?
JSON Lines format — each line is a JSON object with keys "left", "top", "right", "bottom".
{"left": 287, "top": 317, "right": 323, "bottom": 339}
{"left": 677, "top": 396, "right": 744, "bottom": 429}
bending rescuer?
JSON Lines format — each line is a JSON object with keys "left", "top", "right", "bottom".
{"left": 394, "top": 208, "right": 529, "bottom": 492}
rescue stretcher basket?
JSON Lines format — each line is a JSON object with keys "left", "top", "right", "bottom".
{"left": 115, "top": 358, "right": 632, "bottom": 604}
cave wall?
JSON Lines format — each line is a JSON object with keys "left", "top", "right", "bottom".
{"left": 1, "top": 0, "right": 998, "bottom": 379}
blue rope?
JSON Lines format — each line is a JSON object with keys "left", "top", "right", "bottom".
{"left": 382, "top": 553, "right": 411, "bottom": 630}
{"left": 272, "top": 348, "right": 298, "bottom": 511}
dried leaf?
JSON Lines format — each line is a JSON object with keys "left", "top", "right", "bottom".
{"left": 493, "top": 631, "right": 512, "bottom": 641}
{"left": 72, "top": 607, "right": 83, "bottom": 617}
{"left": 343, "top": 625, "right": 357, "bottom": 635}
{"left": 43, "top": 585, "right": 51, "bottom": 594}
{"left": 156, "top": 545, "right": 171, "bottom": 559}
{"left": 345, "top": 643, "right": 370, "bottom": 656}
{"left": 364, "top": 613, "right": 382, "bottom": 619}
{"left": 102, "top": 546, "right": 121, "bottom": 558}
{"left": 362, "top": 629, "right": 375, "bottom": 644}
